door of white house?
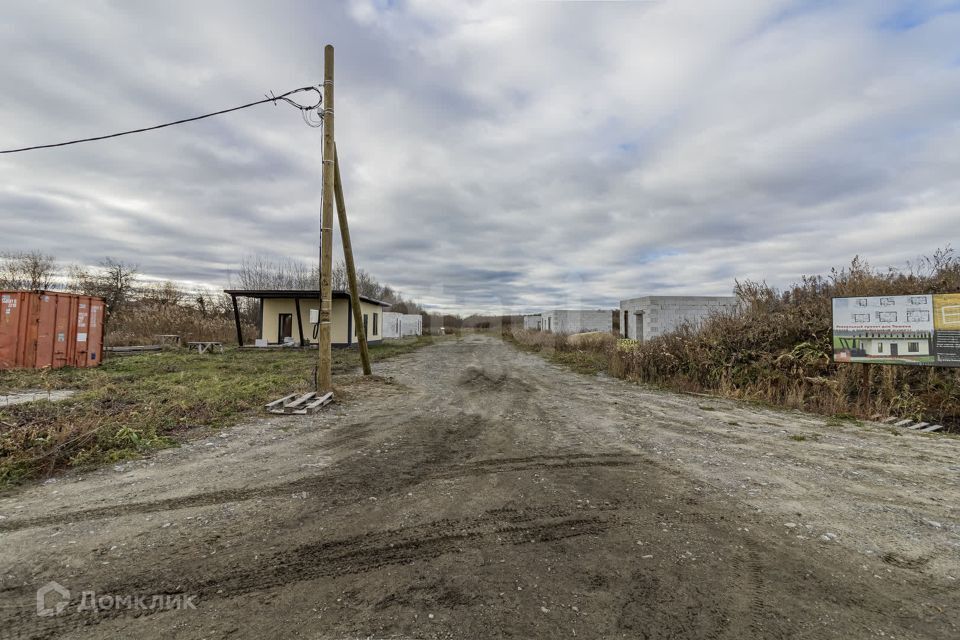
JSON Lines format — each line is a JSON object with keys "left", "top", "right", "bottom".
{"left": 278, "top": 313, "right": 293, "bottom": 343}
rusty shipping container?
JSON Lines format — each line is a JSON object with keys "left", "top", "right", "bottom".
{"left": 0, "top": 291, "right": 105, "bottom": 370}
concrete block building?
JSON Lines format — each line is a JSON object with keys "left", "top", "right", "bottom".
{"left": 399, "top": 313, "right": 423, "bottom": 337}
{"left": 541, "top": 309, "right": 613, "bottom": 334}
{"left": 385, "top": 312, "right": 423, "bottom": 338}
{"left": 383, "top": 312, "right": 403, "bottom": 339}
{"left": 619, "top": 296, "right": 738, "bottom": 342}
{"left": 523, "top": 314, "right": 542, "bottom": 330}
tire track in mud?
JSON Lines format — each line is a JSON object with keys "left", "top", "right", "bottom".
{"left": 615, "top": 568, "right": 734, "bottom": 639}
{"left": 0, "top": 451, "right": 646, "bottom": 534}
{"left": 437, "top": 452, "right": 645, "bottom": 478}
{"left": 0, "top": 411, "right": 489, "bottom": 533}
{"left": 0, "top": 506, "right": 615, "bottom": 639}
{"left": 745, "top": 540, "right": 773, "bottom": 638}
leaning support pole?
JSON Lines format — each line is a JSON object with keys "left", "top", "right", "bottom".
{"left": 317, "top": 44, "right": 335, "bottom": 392}
{"left": 230, "top": 294, "right": 243, "bottom": 347}
{"left": 334, "top": 146, "right": 372, "bottom": 375}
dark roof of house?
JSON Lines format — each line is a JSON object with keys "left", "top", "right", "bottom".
{"left": 848, "top": 331, "right": 932, "bottom": 338}
{"left": 223, "top": 289, "right": 389, "bottom": 307}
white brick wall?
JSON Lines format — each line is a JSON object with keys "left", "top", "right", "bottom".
{"left": 383, "top": 312, "right": 423, "bottom": 338}
{"left": 619, "top": 296, "right": 738, "bottom": 341}
{"left": 540, "top": 309, "right": 613, "bottom": 334}
{"left": 400, "top": 314, "right": 422, "bottom": 337}
{"left": 382, "top": 312, "right": 402, "bottom": 339}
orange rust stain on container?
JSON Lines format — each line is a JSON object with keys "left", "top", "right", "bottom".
{"left": 0, "top": 291, "right": 105, "bottom": 370}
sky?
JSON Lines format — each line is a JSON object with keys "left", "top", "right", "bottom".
{"left": 1, "top": 0, "right": 959, "bottom": 314}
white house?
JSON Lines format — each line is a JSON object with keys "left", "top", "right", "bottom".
{"left": 854, "top": 331, "right": 932, "bottom": 358}
{"left": 224, "top": 289, "right": 388, "bottom": 347}
{"left": 540, "top": 309, "right": 613, "bottom": 334}
{"left": 620, "top": 296, "right": 738, "bottom": 341}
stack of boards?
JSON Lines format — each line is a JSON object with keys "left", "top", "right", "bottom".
{"left": 880, "top": 416, "right": 945, "bottom": 433}
{"left": 265, "top": 391, "right": 333, "bottom": 415}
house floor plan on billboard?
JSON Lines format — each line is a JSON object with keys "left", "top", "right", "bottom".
{"left": 833, "top": 294, "right": 960, "bottom": 367}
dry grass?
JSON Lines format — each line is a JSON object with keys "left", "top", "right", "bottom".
{"left": 506, "top": 328, "right": 613, "bottom": 375}
{"left": 0, "top": 337, "right": 438, "bottom": 487}
{"left": 509, "top": 251, "right": 960, "bottom": 430}
{"left": 105, "top": 301, "right": 257, "bottom": 347}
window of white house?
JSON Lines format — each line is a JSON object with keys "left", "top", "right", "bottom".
{"left": 878, "top": 343, "right": 884, "bottom": 353}
{"left": 908, "top": 342, "right": 919, "bottom": 353}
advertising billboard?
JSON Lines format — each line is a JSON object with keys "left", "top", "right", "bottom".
{"left": 832, "top": 294, "right": 960, "bottom": 367}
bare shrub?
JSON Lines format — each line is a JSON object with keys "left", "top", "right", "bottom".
{"left": 510, "top": 250, "right": 960, "bottom": 430}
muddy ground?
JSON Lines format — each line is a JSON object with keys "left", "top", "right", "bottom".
{"left": 1, "top": 334, "right": 958, "bottom": 639}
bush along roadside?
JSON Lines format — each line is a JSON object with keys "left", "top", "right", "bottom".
{"left": 507, "top": 251, "right": 960, "bottom": 432}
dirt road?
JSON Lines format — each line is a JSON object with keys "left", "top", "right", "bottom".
{"left": 1, "top": 335, "right": 958, "bottom": 639}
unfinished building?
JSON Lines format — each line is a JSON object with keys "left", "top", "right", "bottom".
{"left": 619, "top": 296, "right": 738, "bottom": 342}
{"left": 541, "top": 309, "right": 613, "bottom": 334}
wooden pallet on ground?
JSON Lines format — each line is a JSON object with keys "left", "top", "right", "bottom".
{"left": 265, "top": 391, "right": 333, "bottom": 415}
{"left": 881, "top": 417, "right": 946, "bottom": 433}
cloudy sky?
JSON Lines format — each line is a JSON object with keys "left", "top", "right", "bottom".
{"left": 2, "top": 1, "right": 959, "bottom": 313}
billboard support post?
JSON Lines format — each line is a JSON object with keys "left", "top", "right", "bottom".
{"left": 860, "top": 363, "right": 871, "bottom": 406}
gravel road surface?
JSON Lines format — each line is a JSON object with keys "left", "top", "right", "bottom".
{"left": 1, "top": 335, "right": 958, "bottom": 639}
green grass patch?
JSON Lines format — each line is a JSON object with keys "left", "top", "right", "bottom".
{"left": 825, "top": 414, "right": 864, "bottom": 428}
{"left": 0, "top": 337, "right": 437, "bottom": 487}
{"left": 546, "top": 350, "right": 609, "bottom": 376}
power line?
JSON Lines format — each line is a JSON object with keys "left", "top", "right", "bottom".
{"left": 0, "top": 85, "right": 323, "bottom": 154}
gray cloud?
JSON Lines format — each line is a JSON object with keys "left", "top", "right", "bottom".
{"left": 2, "top": 0, "right": 959, "bottom": 313}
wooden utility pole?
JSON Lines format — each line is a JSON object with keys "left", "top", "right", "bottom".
{"left": 317, "top": 44, "right": 335, "bottom": 392}
{"left": 334, "top": 145, "right": 372, "bottom": 375}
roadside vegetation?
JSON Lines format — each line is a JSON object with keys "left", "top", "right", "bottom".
{"left": 508, "top": 250, "right": 960, "bottom": 431}
{"left": 0, "top": 337, "right": 436, "bottom": 487}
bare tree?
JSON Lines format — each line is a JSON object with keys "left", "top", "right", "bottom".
{"left": 355, "top": 267, "right": 381, "bottom": 299}
{"left": 194, "top": 290, "right": 233, "bottom": 318}
{"left": 70, "top": 258, "right": 139, "bottom": 319}
{"left": 234, "top": 254, "right": 317, "bottom": 290}
{"left": 331, "top": 259, "right": 348, "bottom": 291}
{"left": 230, "top": 252, "right": 423, "bottom": 313}
{"left": 139, "top": 280, "right": 185, "bottom": 306}
{"left": 0, "top": 250, "right": 57, "bottom": 290}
